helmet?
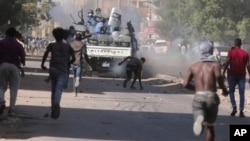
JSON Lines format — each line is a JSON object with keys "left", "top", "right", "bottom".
{"left": 88, "top": 10, "right": 93, "bottom": 14}
{"left": 69, "top": 25, "right": 75, "bottom": 30}
{"left": 68, "top": 26, "right": 76, "bottom": 35}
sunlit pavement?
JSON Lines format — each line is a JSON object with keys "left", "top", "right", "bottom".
{"left": 0, "top": 56, "right": 250, "bottom": 141}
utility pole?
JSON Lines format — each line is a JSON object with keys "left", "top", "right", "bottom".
{"left": 118, "top": 0, "right": 120, "bottom": 8}
{"left": 148, "top": 0, "right": 152, "bottom": 45}
{"left": 149, "top": 0, "right": 152, "bottom": 26}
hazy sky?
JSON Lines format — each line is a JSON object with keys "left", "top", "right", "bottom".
{"left": 49, "top": 0, "right": 89, "bottom": 28}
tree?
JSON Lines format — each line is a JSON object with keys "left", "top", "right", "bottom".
{"left": 156, "top": 0, "right": 250, "bottom": 43}
{"left": 0, "top": 0, "right": 54, "bottom": 32}
{"left": 156, "top": 0, "right": 193, "bottom": 40}
{"left": 0, "top": 0, "right": 21, "bottom": 28}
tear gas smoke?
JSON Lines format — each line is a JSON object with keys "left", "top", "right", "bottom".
{"left": 137, "top": 39, "right": 202, "bottom": 78}
{"left": 50, "top": 0, "right": 96, "bottom": 29}
{"left": 49, "top": 1, "right": 142, "bottom": 76}
{"left": 49, "top": 1, "right": 198, "bottom": 78}
{"left": 49, "top": 5, "right": 72, "bottom": 28}
{"left": 49, "top": 1, "right": 141, "bottom": 32}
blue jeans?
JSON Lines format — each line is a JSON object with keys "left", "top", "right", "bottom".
{"left": 71, "top": 64, "right": 82, "bottom": 92}
{"left": 228, "top": 75, "right": 246, "bottom": 111}
{"left": 49, "top": 67, "right": 68, "bottom": 109}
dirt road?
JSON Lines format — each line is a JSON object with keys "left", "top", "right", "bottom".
{"left": 1, "top": 56, "right": 250, "bottom": 141}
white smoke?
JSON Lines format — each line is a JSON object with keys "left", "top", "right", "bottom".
{"left": 49, "top": 5, "right": 72, "bottom": 28}
{"left": 49, "top": 1, "right": 193, "bottom": 78}
{"left": 137, "top": 38, "right": 202, "bottom": 78}
{"left": 50, "top": 0, "right": 101, "bottom": 29}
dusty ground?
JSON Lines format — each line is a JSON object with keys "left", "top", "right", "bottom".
{"left": 1, "top": 55, "right": 250, "bottom": 141}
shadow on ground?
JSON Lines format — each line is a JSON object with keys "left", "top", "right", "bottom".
{"left": 1, "top": 105, "right": 246, "bottom": 141}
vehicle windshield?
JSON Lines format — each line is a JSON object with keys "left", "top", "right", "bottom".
{"left": 155, "top": 42, "right": 166, "bottom": 47}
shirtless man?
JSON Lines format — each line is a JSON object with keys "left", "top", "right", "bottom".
{"left": 118, "top": 56, "right": 145, "bottom": 90}
{"left": 182, "top": 41, "right": 228, "bottom": 141}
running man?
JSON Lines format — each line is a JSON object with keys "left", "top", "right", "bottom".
{"left": 182, "top": 41, "right": 228, "bottom": 141}
{"left": 41, "top": 27, "right": 75, "bottom": 119}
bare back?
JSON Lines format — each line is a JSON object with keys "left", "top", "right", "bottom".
{"left": 189, "top": 61, "right": 221, "bottom": 92}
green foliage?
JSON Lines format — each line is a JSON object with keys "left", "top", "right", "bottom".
{"left": 237, "top": 17, "right": 250, "bottom": 41}
{"left": 0, "top": 0, "right": 54, "bottom": 32}
{"left": 156, "top": 0, "right": 250, "bottom": 43}
{"left": 0, "top": 0, "right": 21, "bottom": 26}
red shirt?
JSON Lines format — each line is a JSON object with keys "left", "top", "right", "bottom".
{"left": 228, "top": 47, "right": 249, "bottom": 76}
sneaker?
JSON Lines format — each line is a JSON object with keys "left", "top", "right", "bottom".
{"left": 231, "top": 108, "right": 237, "bottom": 116}
{"left": 51, "top": 104, "right": 60, "bottom": 119}
{"left": 193, "top": 115, "right": 204, "bottom": 136}
{"left": 75, "top": 77, "right": 80, "bottom": 87}
{"left": 8, "top": 109, "right": 15, "bottom": 116}
{"left": 0, "top": 104, "right": 6, "bottom": 115}
{"left": 239, "top": 111, "right": 245, "bottom": 117}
